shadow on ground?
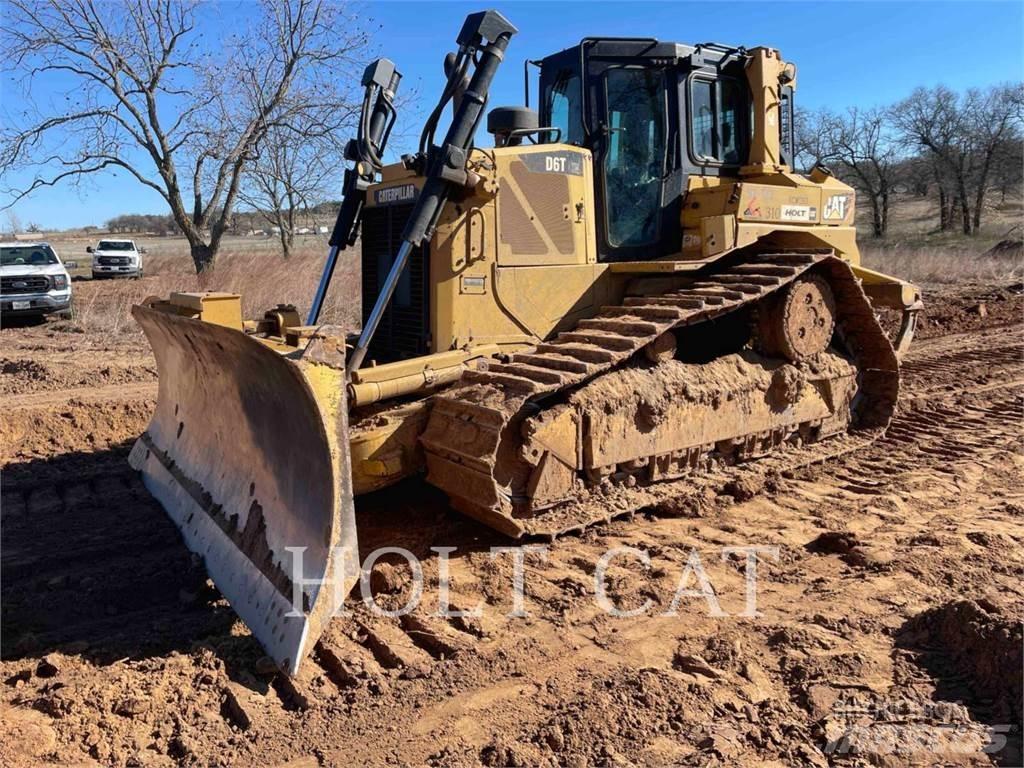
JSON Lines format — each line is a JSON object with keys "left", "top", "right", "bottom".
{"left": 1, "top": 441, "right": 240, "bottom": 666}
{"left": 1, "top": 439, "right": 511, "bottom": 678}
{"left": 896, "top": 600, "right": 1023, "bottom": 766}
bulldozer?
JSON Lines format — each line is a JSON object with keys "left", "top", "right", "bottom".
{"left": 129, "top": 10, "right": 922, "bottom": 675}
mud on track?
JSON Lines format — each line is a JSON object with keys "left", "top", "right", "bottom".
{"left": 1, "top": 283, "right": 1022, "bottom": 767}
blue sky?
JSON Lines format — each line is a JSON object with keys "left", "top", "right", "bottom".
{"left": 3, "top": 0, "right": 1022, "bottom": 230}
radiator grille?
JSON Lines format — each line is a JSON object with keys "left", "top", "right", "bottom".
{"left": 360, "top": 203, "right": 430, "bottom": 363}
{"left": 98, "top": 256, "right": 131, "bottom": 266}
{"left": 1, "top": 275, "right": 50, "bottom": 295}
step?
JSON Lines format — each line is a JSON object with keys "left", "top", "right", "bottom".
{"left": 690, "top": 280, "right": 764, "bottom": 294}
{"left": 600, "top": 304, "right": 684, "bottom": 321}
{"left": 623, "top": 296, "right": 705, "bottom": 310}
{"left": 730, "top": 263, "right": 799, "bottom": 277}
{"left": 760, "top": 252, "right": 824, "bottom": 265}
{"left": 672, "top": 289, "right": 742, "bottom": 303}
{"left": 463, "top": 369, "right": 539, "bottom": 393}
{"left": 714, "top": 274, "right": 782, "bottom": 287}
{"left": 556, "top": 331, "right": 637, "bottom": 352}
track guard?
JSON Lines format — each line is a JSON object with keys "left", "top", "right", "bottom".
{"left": 129, "top": 305, "right": 358, "bottom": 675}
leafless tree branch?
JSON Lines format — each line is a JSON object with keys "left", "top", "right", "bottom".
{"left": 1, "top": 0, "right": 372, "bottom": 272}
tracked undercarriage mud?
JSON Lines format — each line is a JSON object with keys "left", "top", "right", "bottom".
{"left": 422, "top": 251, "right": 899, "bottom": 537}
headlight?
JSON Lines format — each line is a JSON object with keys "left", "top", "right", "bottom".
{"left": 51, "top": 274, "right": 68, "bottom": 290}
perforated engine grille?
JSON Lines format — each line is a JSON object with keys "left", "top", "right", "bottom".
{"left": 499, "top": 161, "right": 574, "bottom": 257}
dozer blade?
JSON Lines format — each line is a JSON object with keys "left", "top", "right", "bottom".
{"left": 128, "top": 305, "right": 358, "bottom": 675}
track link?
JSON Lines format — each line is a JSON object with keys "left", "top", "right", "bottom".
{"left": 420, "top": 252, "right": 900, "bottom": 537}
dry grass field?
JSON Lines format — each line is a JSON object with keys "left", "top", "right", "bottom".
{"left": 23, "top": 193, "right": 1021, "bottom": 345}
{"left": 53, "top": 234, "right": 361, "bottom": 336}
{"left": 859, "top": 197, "right": 1023, "bottom": 285}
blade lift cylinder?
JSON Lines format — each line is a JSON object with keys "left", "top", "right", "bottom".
{"left": 346, "top": 10, "right": 518, "bottom": 374}
{"left": 307, "top": 58, "right": 402, "bottom": 326}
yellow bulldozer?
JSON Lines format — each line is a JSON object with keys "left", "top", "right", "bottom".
{"left": 129, "top": 10, "right": 922, "bottom": 674}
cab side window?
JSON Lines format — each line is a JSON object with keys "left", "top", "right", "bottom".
{"left": 689, "top": 76, "right": 746, "bottom": 165}
{"left": 543, "top": 68, "right": 584, "bottom": 146}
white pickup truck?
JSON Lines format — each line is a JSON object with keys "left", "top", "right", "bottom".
{"left": 88, "top": 238, "right": 145, "bottom": 278}
{"left": 0, "top": 242, "right": 74, "bottom": 319}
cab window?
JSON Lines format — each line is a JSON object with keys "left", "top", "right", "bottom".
{"left": 543, "top": 68, "right": 583, "bottom": 145}
{"left": 690, "top": 77, "right": 746, "bottom": 165}
{"left": 603, "top": 67, "right": 666, "bottom": 248}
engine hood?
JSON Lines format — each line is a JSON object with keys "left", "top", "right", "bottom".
{"left": 1, "top": 263, "right": 68, "bottom": 277}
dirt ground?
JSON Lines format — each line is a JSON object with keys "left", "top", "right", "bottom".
{"left": 1, "top": 277, "right": 1022, "bottom": 767}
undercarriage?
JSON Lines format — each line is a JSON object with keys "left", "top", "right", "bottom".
{"left": 420, "top": 251, "right": 900, "bottom": 537}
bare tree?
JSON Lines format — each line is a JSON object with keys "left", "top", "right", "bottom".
{"left": 990, "top": 136, "right": 1024, "bottom": 205}
{"left": 794, "top": 107, "right": 827, "bottom": 173}
{"left": 1, "top": 0, "right": 370, "bottom": 272}
{"left": 800, "top": 107, "right": 901, "bottom": 237}
{"left": 964, "top": 84, "right": 1024, "bottom": 231}
{"left": 238, "top": 111, "right": 350, "bottom": 257}
{"left": 892, "top": 83, "right": 1024, "bottom": 235}
{"left": 5, "top": 211, "right": 23, "bottom": 235}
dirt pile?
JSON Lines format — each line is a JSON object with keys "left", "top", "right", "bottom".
{"left": 915, "top": 282, "right": 1024, "bottom": 339}
{"left": 0, "top": 397, "right": 154, "bottom": 462}
{"left": 983, "top": 237, "right": 1024, "bottom": 261}
{"left": 0, "top": 355, "right": 156, "bottom": 396}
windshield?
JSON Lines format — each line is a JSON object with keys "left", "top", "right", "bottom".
{"left": 1, "top": 245, "right": 59, "bottom": 266}
{"left": 97, "top": 241, "right": 135, "bottom": 251}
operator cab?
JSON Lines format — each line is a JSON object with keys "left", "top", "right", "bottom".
{"left": 533, "top": 38, "right": 795, "bottom": 262}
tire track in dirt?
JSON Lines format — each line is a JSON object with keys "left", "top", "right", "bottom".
{"left": 2, "top": 382, "right": 157, "bottom": 410}
{"left": 2, "top": 322, "right": 1022, "bottom": 767}
{"left": 281, "top": 327, "right": 1024, "bottom": 764}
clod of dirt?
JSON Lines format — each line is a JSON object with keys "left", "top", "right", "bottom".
{"left": 368, "top": 561, "right": 408, "bottom": 596}
{"left": 480, "top": 737, "right": 529, "bottom": 767}
{"left": 0, "top": 708, "right": 57, "bottom": 763}
{"left": 673, "top": 652, "right": 725, "bottom": 679}
{"left": 696, "top": 723, "right": 744, "bottom": 758}
{"left": 112, "top": 695, "right": 149, "bottom": 718}
{"left": 804, "top": 683, "right": 840, "bottom": 720}
{"left": 1, "top": 357, "right": 49, "bottom": 381}
{"left": 721, "top": 475, "right": 765, "bottom": 502}
{"left": 34, "top": 655, "right": 59, "bottom": 678}
{"left": 805, "top": 531, "right": 866, "bottom": 566}
{"left": 4, "top": 669, "right": 31, "bottom": 687}
{"left": 255, "top": 655, "right": 280, "bottom": 677}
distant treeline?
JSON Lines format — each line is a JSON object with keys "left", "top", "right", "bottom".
{"left": 797, "top": 82, "right": 1023, "bottom": 237}
{"left": 104, "top": 203, "right": 342, "bottom": 237}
